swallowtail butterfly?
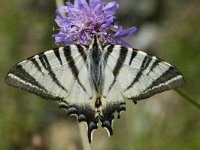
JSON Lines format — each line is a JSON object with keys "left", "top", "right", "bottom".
{"left": 5, "top": 36, "right": 184, "bottom": 142}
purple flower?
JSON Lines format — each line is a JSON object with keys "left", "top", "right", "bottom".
{"left": 53, "top": 0, "right": 137, "bottom": 47}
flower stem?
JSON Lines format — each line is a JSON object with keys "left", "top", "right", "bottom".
{"left": 175, "top": 89, "right": 200, "bottom": 110}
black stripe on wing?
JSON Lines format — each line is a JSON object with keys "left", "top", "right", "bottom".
{"left": 148, "top": 66, "right": 184, "bottom": 90}
{"left": 129, "top": 48, "right": 137, "bottom": 65}
{"left": 38, "top": 53, "right": 68, "bottom": 93}
{"left": 125, "top": 54, "right": 152, "bottom": 91}
{"left": 8, "top": 65, "right": 47, "bottom": 92}
{"left": 113, "top": 47, "right": 128, "bottom": 77}
{"left": 108, "top": 46, "right": 128, "bottom": 91}
{"left": 64, "top": 46, "right": 79, "bottom": 77}
{"left": 77, "top": 45, "right": 87, "bottom": 62}
{"left": 53, "top": 48, "right": 63, "bottom": 65}
{"left": 104, "top": 45, "right": 114, "bottom": 64}
{"left": 63, "top": 45, "right": 87, "bottom": 92}
{"left": 147, "top": 58, "right": 161, "bottom": 75}
{"left": 30, "top": 58, "right": 44, "bottom": 74}
{"left": 130, "top": 66, "right": 185, "bottom": 100}
{"left": 5, "top": 65, "right": 61, "bottom": 100}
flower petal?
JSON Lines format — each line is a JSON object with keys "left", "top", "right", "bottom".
{"left": 59, "top": 6, "right": 68, "bottom": 12}
{"left": 89, "top": 0, "right": 101, "bottom": 7}
{"left": 103, "top": 1, "right": 119, "bottom": 12}
{"left": 74, "top": 0, "right": 88, "bottom": 9}
{"left": 94, "top": 3, "right": 103, "bottom": 13}
{"left": 113, "top": 37, "right": 132, "bottom": 47}
{"left": 55, "top": 11, "right": 69, "bottom": 27}
{"left": 114, "top": 27, "right": 137, "bottom": 38}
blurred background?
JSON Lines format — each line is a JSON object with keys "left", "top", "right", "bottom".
{"left": 0, "top": 0, "right": 200, "bottom": 149}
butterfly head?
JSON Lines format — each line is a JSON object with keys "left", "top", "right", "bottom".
{"left": 88, "top": 35, "right": 103, "bottom": 52}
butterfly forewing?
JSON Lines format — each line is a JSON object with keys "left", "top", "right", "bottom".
{"left": 103, "top": 45, "right": 185, "bottom": 101}
{"left": 6, "top": 46, "right": 87, "bottom": 99}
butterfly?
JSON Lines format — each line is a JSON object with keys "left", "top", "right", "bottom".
{"left": 5, "top": 36, "right": 184, "bottom": 143}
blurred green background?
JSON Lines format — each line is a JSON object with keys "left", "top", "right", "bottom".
{"left": 0, "top": 0, "right": 200, "bottom": 150}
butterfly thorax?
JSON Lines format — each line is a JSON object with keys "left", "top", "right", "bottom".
{"left": 87, "top": 36, "right": 105, "bottom": 95}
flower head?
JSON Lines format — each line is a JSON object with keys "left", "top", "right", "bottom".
{"left": 53, "top": 0, "right": 137, "bottom": 47}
